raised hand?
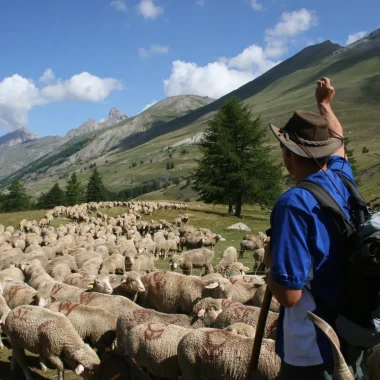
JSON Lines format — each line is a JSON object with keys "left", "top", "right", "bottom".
{"left": 315, "top": 77, "right": 335, "bottom": 105}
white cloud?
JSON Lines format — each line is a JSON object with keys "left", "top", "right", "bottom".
{"left": 196, "top": 0, "right": 205, "bottom": 6}
{"left": 110, "top": 0, "right": 127, "bottom": 12}
{"left": 251, "top": 0, "right": 263, "bottom": 11}
{"left": 39, "top": 68, "right": 55, "bottom": 84}
{"left": 137, "top": 0, "right": 163, "bottom": 20}
{"left": 264, "top": 8, "right": 318, "bottom": 57}
{"left": 0, "top": 71, "right": 122, "bottom": 132}
{"left": 164, "top": 8, "right": 318, "bottom": 99}
{"left": 142, "top": 99, "right": 158, "bottom": 112}
{"left": 139, "top": 44, "right": 169, "bottom": 59}
{"left": 346, "top": 31, "right": 367, "bottom": 45}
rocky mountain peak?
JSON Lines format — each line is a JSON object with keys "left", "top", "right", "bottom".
{"left": 0, "top": 127, "right": 39, "bottom": 148}
{"left": 108, "top": 107, "right": 128, "bottom": 122}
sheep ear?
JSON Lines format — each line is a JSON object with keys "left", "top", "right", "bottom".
{"left": 205, "top": 282, "right": 219, "bottom": 289}
{"left": 198, "top": 309, "right": 206, "bottom": 317}
{"left": 87, "top": 282, "right": 94, "bottom": 289}
{"left": 5, "top": 277, "right": 13, "bottom": 283}
{"left": 75, "top": 364, "right": 85, "bottom": 375}
{"left": 51, "top": 296, "right": 57, "bottom": 303}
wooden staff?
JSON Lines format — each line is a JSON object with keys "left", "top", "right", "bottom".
{"left": 246, "top": 285, "right": 273, "bottom": 379}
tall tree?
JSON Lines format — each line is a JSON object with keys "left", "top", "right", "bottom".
{"left": 37, "top": 183, "right": 67, "bottom": 209}
{"left": 193, "top": 97, "right": 282, "bottom": 217}
{"left": 86, "top": 168, "right": 107, "bottom": 202}
{"left": 66, "top": 173, "right": 81, "bottom": 206}
{"left": 2, "top": 180, "right": 31, "bottom": 212}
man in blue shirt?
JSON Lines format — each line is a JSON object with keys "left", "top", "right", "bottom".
{"left": 266, "top": 78, "right": 364, "bottom": 379}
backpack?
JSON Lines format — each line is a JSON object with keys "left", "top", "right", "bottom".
{"left": 298, "top": 174, "right": 380, "bottom": 338}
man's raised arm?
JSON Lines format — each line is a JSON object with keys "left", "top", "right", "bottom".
{"left": 315, "top": 77, "right": 346, "bottom": 158}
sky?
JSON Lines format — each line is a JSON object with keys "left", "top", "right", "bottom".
{"left": 0, "top": 0, "right": 379, "bottom": 137}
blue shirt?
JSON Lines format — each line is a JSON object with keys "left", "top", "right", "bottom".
{"left": 270, "top": 156, "right": 355, "bottom": 366}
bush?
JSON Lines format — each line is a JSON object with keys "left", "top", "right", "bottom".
{"left": 132, "top": 162, "right": 137, "bottom": 168}
{"left": 169, "top": 152, "right": 173, "bottom": 158}
{"left": 180, "top": 148, "right": 188, "bottom": 155}
{"left": 173, "top": 178, "right": 180, "bottom": 185}
{"left": 186, "top": 177, "right": 191, "bottom": 186}
{"left": 140, "top": 160, "right": 144, "bottom": 165}
{"left": 184, "top": 198, "right": 191, "bottom": 202}
{"left": 150, "top": 158, "right": 153, "bottom": 163}
{"left": 105, "top": 160, "right": 109, "bottom": 164}
{"left": 362, "top": 147, "right": 369, "bottom": 154}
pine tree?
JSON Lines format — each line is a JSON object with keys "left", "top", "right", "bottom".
{"left": 37, "top": 183, "right": 67, "bottom": 209}
{"left": 85, "top": 168, "right": 107, "bottom": 202}
{"left": 66, "top": 173, "right": 81, "bottom": 206}
{"left": 193, "top": 97, "right": 282, "bottom": 217}
{"left": 2, "top": 180, "right": 31, "bottom": 212}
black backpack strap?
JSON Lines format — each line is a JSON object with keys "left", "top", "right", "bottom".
{"left": 298, "top": 180, "right": 355, "bottom": 239}
{"left": 338, "top": 174, "right": 369, "bottom": 224}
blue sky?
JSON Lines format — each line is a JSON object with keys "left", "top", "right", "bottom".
{"left": 0, "top": 0, "right": 378, "bottom": 137}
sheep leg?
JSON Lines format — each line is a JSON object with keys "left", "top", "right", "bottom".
{"left": 39, "top": 355, "right": 48, "bottom": 371}
{"left": 45, "top": 354, "right": 65, "bottom": 380}
{"left": 11, "top": 344, "right": 34, "bottom": 380}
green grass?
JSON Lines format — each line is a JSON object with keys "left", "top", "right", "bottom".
{"left": 0, "top": 210, "right": 71, "bottom": 229}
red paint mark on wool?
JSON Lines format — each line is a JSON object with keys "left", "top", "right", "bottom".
{"left": 143, "top": 323, "right": 165, "bottom": 341}
{"left": 58, "top": 302, "right": 80, "bottom": 317}
{"left": 266, "top": 318, "right": 278, "bottom": 336}
{"left": 79, "top": 292, "right": 99, "bottom": 305}
{"left": 6, "top": 286, "right": 25, "bottom": 302}
{"left": 132, "top": 309, "right": 150, "bottom": 324}
{"left": 13, "top": 306, "right": 32, "bottom": 322}
{"left": 37, "top": 320, "right": 53, "bottom": 332}
{"left": 51, "top": 283, "right": 65, "bottom": 295}
{"left": 201, "top": 330, "right": 229, "bottom": 360}
{"left": 151, "top": 272, "right": 167, "bottom": 292}
{"left": 231, "top": 306, "right": 256, "bottom": 323}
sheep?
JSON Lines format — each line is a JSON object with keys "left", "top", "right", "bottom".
{"left": 251, "top": 284, "right": 280, "bottom": 313}
{"left": 0, "top": 293, "right": 10, "bottom": 348}
{"left": 240, "top": 239, "right": 263, "bottom": 258}
{"left": 202, "top": 234, "right": 222, "bottom": 250}
{"left": 123, "top": 323, "right": 191, "bottom": 379}
{"left": 79, "top": 257, "right": 103, "bottom": 276}
{"left": 50, "top": 263, "right": 72, "bottom": 282}
{"left": 223, "top": 262, "right": 250, "bottom": 276}
{"left": 364, "top": 344, "right": 380, "bottom": 380}
{"left": 44, "top": 255, "right": 78, "bottom": 274}
{"left": 177, "top": 327, "right": 280, "bottom": 380}
{"left": 48, "top": 301, "right": 117, "bottom": 355}
{"left": 125, "top": 254, "right": 157, "bottom": 274}
{"left": 180, "top": 236, "right": 205, "bottom": 251}
{"left": 214, "top": 247, "right": 238, "bottom": 273}
{"left": 224, "top": 322, "right": 256, "bottom": 338}
{"left": 64, "top": 273, "right": 96, "bottom": 289}
{"left": 169, "top": 248, "right": 214, "bottom": 275}
{"left": 225, "top": 277, "right": 259, "bottom": 304}
{"left": 0, "top": 267, "right": 25, "bottom": 283}
{"left": 156, "top": 239, "right": 178, "bottom": 259}
{"left": 4, "top": 305, "right": 100, "bottom": 380}
{"left": 24, "top": 262, "right": 55, "bottom": 290}
{"left": 100, "top": 253, "right": 125, "bottom": 275}
{"left": 138, "top": 271, "right": 233, "bottom": 314}
{"left": 112, "top": 271, "right": 146, "bottom": 301}
{"left": 193, "top": 298, "right": 278, "bottom": 338}
{"left": 253, "top": 247, "right": 265, "bottom": 273}
{"left": 3, "top": 282, "right": 37, "bottom": 309}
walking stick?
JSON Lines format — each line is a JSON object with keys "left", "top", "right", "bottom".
{"left": 246, "top": 284, "right": 273, "bottom": 379}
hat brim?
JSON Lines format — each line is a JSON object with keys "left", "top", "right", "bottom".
{"left": 269, "top": 123, "right": 344, "bottom": 159}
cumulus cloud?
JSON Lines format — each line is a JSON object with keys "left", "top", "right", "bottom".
{"left": 164, "top": 8, "right": 317, "bottom": 99}
{"left": 251, "top": 0, "right": 263, "bottom": 11}
{"left": 137, "top": 0, "right": 163, "bottom": 20}
{"left": 264, "top": 8, "right": 318, "bottom": 57}
{"left": 346, "top": 31, "right": 367, "bottom": 45}
{"left": 196, "top": 0, "right": 205, "bottom": 6}
{"left": 142, "top": 99, "right": 158, "bottom": 112}
{"left": 139, "top": 44, "right": 169, "bottom": 59}
{"left": 110, "top": 0, "right": 127, "bottom": 12}
{"left": 0, "top": 71, "right": 122, "bottom": 132}
{"left": 39, "top": 68, "right": 55, "bottom": 84}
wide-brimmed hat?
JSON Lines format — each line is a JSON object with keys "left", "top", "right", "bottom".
{"left": 269, "top": 110, "right": 344, "bottom": 158}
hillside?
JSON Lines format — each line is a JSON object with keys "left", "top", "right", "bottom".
{"left": 1, "top": 30, "right": 380, "bottom": 204}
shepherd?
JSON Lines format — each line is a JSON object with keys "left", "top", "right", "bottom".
{"left": 261, "top": 78, "right": 365, "bottom": 380}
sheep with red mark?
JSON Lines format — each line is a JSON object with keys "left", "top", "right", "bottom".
{"left": 4, "top": 305, "right": 100, "bottom": 380}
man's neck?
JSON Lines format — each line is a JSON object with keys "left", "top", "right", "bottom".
{"left": 295, "top": 165, "right": 328, "bottom": 185}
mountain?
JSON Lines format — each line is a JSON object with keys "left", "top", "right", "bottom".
{"left": 1, "top": 30, "right": 379, "bottom": 205}
{"left": 0, "top": 128, "right": 39, "bottom": 148}
{"left": 65, "top": 107, "right": 128, "bottom": 139}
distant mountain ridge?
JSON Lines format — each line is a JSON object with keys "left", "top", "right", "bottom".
{"left": 0, "top": 128, "right": 39, "bottom": 148}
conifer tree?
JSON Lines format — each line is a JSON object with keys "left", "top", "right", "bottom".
{"left": 2, "top": 180, "right": 31, "bottom": 212}
{"left": 85, "top": 168, "right": 107, "bottom": 202}
{"left": 66, "top": 173, "right": 81, "bottom": 206}
{"left": 37, "top": 183, "right": 67, "bottom": 209}
{"left": 193, "top": 97, "right": 282, "bottom": 217}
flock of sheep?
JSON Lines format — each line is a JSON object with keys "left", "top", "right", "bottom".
{"left": 0, "top": 200, "right": 377, "bottom": 380}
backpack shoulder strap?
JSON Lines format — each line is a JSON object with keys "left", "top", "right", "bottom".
{"left": 298, "top": 180, "right": 355, "bottom": 238}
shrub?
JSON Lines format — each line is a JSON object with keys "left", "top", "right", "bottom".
{"left": 169, "top": 152, "right": 173, "bottom": 158}
{"left": 186, "top": 177, "right": 191, "bottom": 186}
{"left": 184, "top": 198, "right": 191, "bottom": 202}
{"left": 105, "top": 160, "right": 109, "bottom": 164}
{"left": 132, "top": 162, "right": 137, "bottom": 168}
{"left": 140, "top": 160, "right": 144, "bottom": 165}
{"left": 180, "top": 148, "right": 188, "bottom": 155}
{"left": 362, "top": 147, "right": 369, "bottom": 154}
